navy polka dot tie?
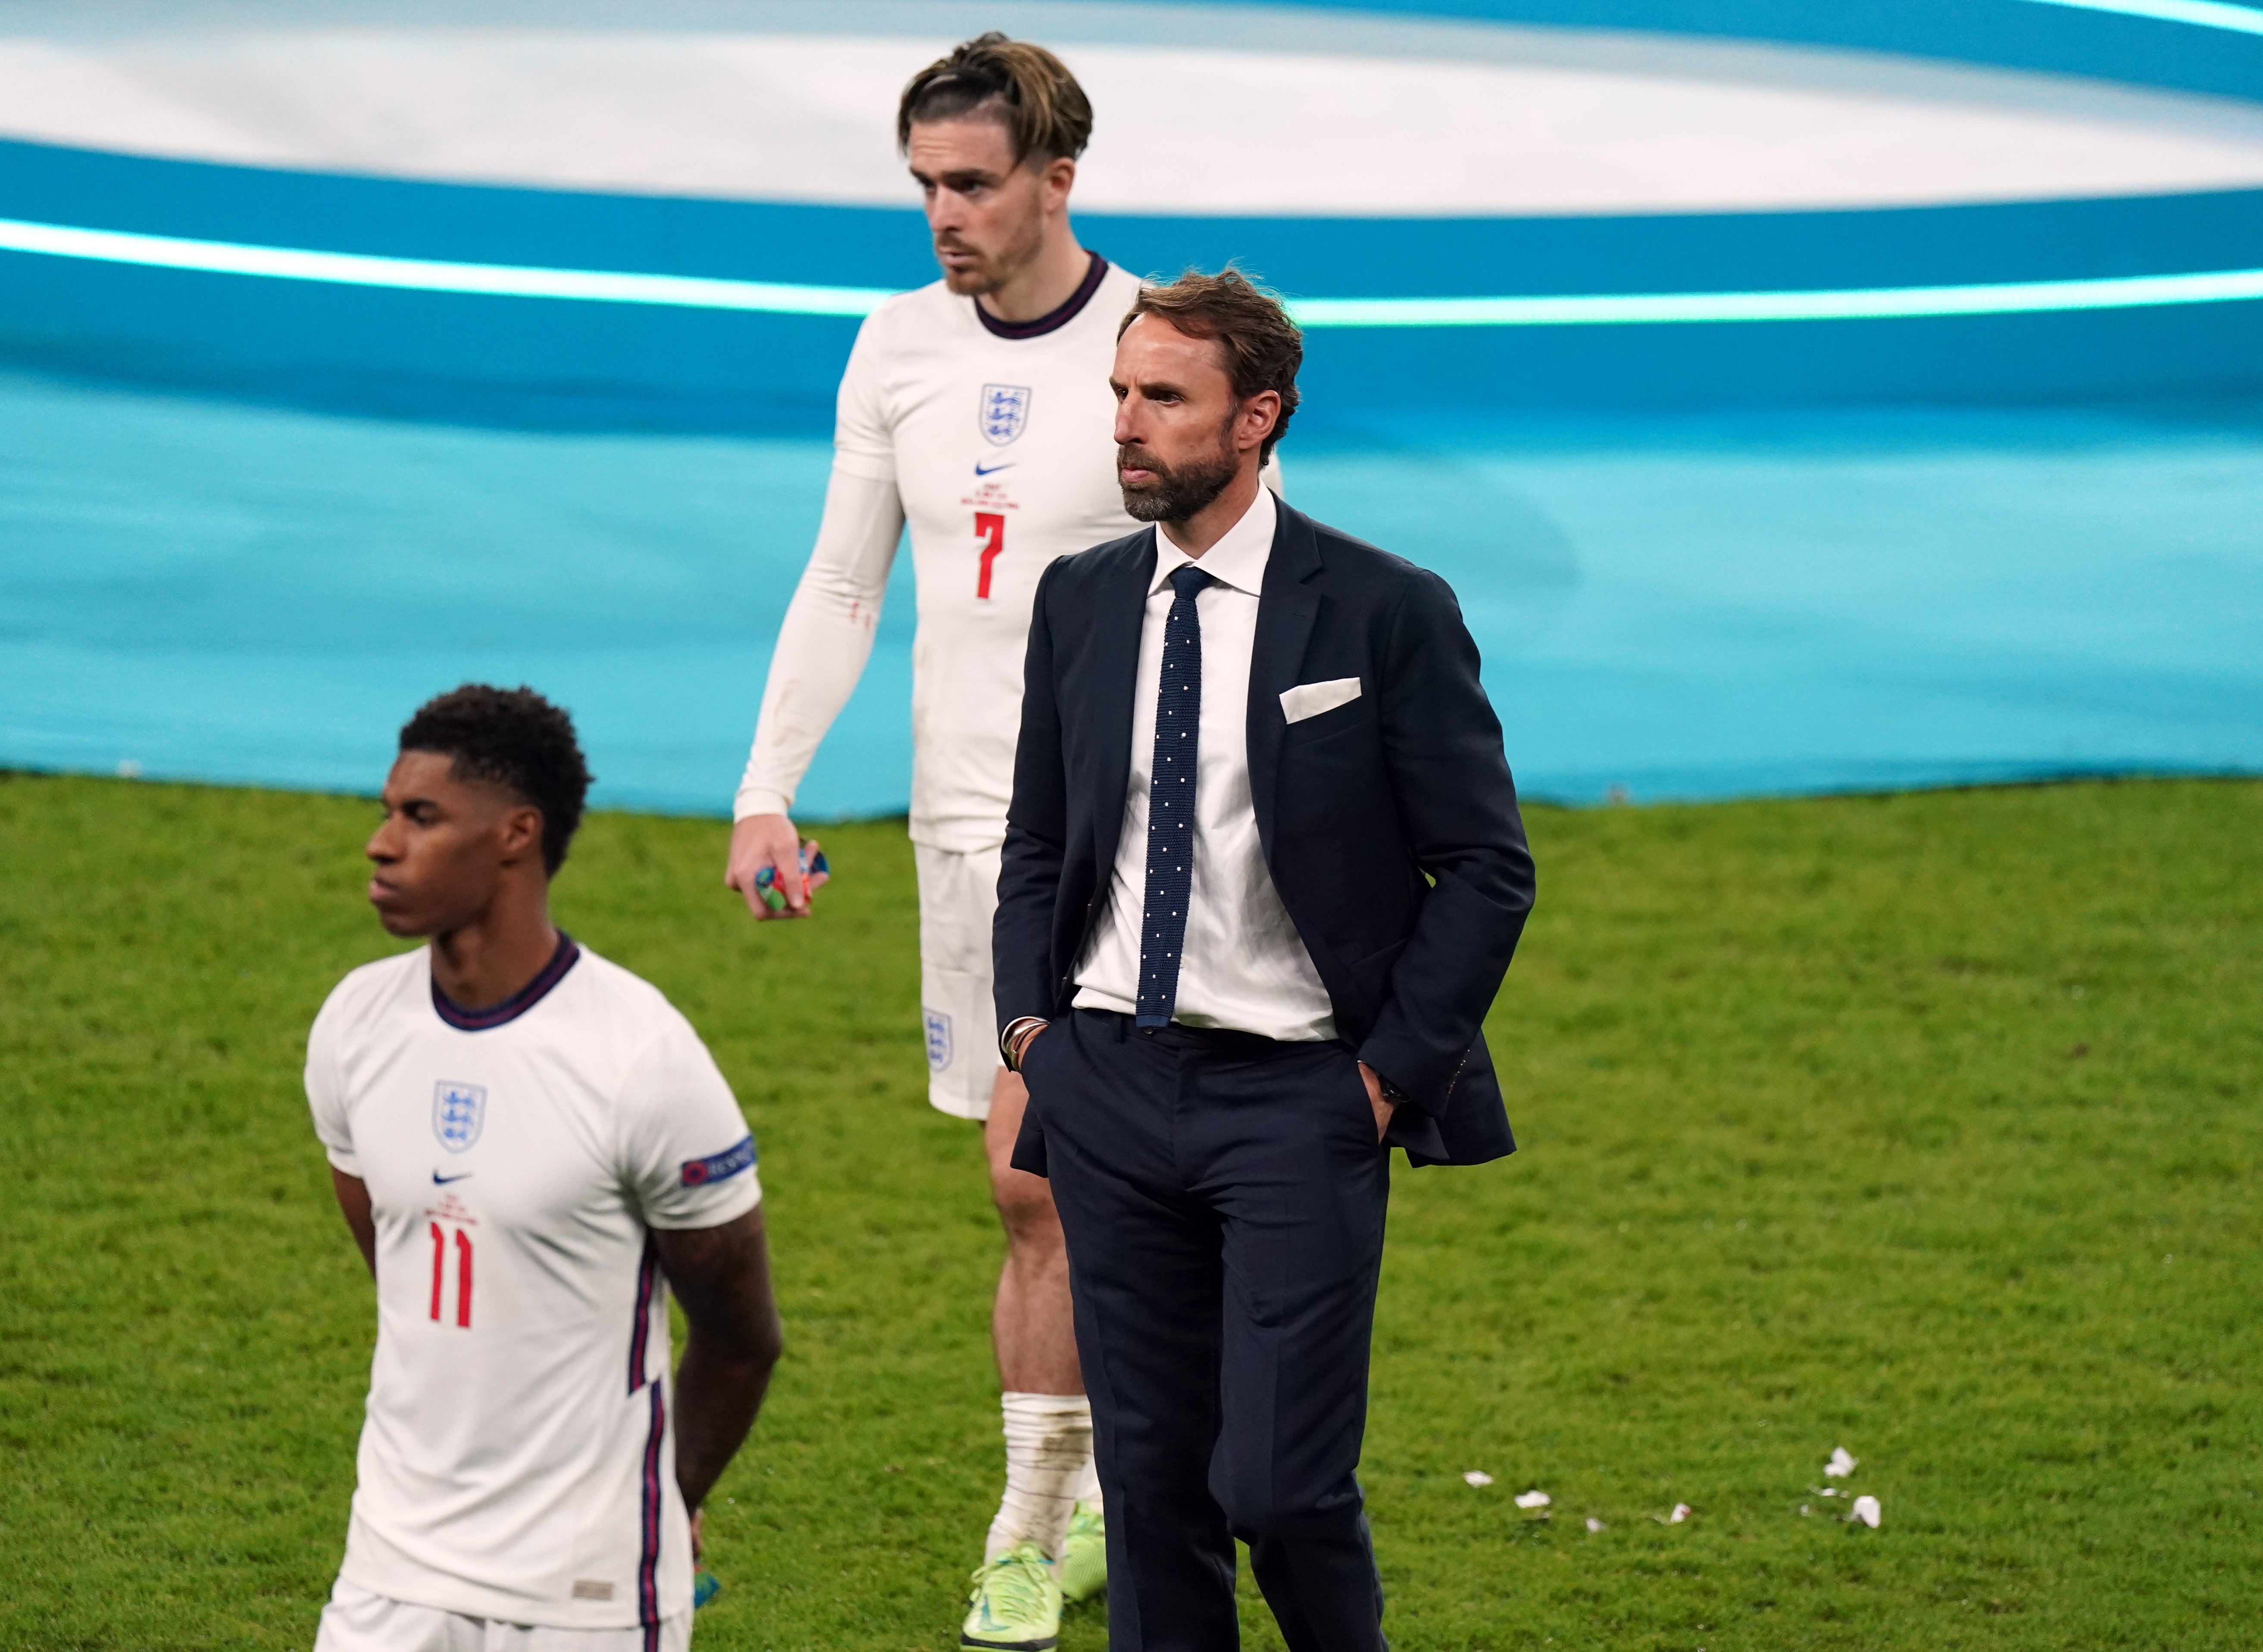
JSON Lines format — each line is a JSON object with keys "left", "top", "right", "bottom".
{"left": 1136, "top": 564, "right": 1211, "bottom": 1028}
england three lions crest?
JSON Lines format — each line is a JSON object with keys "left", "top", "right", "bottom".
{"left": 433, "top": 1081, "right": 487, "bottom": 1153}
{"left": 979, "top": 384, "right": 1031, "bottom": 447}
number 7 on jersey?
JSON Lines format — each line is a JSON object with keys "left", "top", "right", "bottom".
{"left": 974, "top": 511, "right": 1005, "bottom": 600}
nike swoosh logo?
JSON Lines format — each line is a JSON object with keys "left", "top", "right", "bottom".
{"left": 432, "top": 1171, "right": 474, "bottom": 1184}
{"left": 973, "top": 461, "right": 1014, "bottom": 476}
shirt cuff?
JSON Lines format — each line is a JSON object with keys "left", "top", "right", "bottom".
{"left": 733, "top": 786, "right": 794, "bottom": 822}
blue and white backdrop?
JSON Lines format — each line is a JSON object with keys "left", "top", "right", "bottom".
{"left": 3, "top": 0, "right": 2260, "bottom": 812}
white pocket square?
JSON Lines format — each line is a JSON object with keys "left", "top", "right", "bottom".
{"left": 1280, "top": 677, "right": 1362, "bottom": 724}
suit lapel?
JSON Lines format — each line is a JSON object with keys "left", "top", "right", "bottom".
{"left": 1247, "top": 501, "right": 1322, "bottom": 860}
{"left": 1089, "top": 528, "right": 1157, "bottom": 881}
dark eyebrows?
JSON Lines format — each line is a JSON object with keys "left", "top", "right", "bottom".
{"left": 908, "top": 165, "right": 1005, "bottom": 191}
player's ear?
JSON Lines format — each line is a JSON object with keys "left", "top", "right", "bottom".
{"left": 498, "top": 803, "right": 546, "bottom": 866}
{"left": 1038, "top": 153, "right": 1075, "bottom": 209}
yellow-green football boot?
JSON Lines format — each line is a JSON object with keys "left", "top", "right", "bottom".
{"left": 960, "top": 1540, "right": 1062, "bottom": 1651}
{"left": 1058, "top": 1500, "right": 1107, "bottom": 1605}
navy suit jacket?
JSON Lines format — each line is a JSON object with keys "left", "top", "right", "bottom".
{"left": 994, "top": 498, "right": 1537, "bottom": 1167}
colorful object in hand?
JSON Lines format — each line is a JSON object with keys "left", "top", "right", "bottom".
{"left": 753, "top": 843, "right": 830, "bottom": 911}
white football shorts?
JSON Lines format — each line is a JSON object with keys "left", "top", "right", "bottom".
{"left": 914, "top": 841, "right": 1005, "bottom": 1121}
{"left": 315, "top": 1580, "right": 690, "bottom": 1652}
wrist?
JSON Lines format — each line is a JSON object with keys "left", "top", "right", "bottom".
{"left": 1000, "top": 1017, "right": 1049, "bottom": 1071}
{"left": 733, "top": 792, "right": 792, "bottom": 824}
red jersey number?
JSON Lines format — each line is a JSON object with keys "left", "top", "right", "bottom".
{"left": 429, "top": 1222, "right": 474, "bottom": 1328}
{"left": 975, "top": 512, "right": 1005, "bottom": 600}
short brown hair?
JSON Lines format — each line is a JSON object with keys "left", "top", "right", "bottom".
{"left": 1120, "top": 269, "right": 1304, "bottom": 463}
{"left": 897, "top": 33, "right": 1093, "bottom": 166}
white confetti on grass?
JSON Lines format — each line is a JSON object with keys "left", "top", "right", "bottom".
{"left": 1669, "top": 1503, "right": 1692, "bottom": 1523}
{"left": 1515, "top": 1489, "right": 1551, "bottom": 1509}
{"left": 1463, "top": 1470, "right": 1494, "bottom": 1487}
{"left": 1850, "top": 1495, "right": 1882, "bottom": 1528}
{"left": 1585, "top": 1516, "right": 1606, "bottom": 1533}
{"left": 1825, "top": 1447, "right": 1859, "bottom": 1478}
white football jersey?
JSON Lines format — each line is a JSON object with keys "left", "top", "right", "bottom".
{"left": 305, "top": 937, "right": 760, "bottom": 1632}
{"left": 833, "top": 256, "right": 1144, "bottom": 851}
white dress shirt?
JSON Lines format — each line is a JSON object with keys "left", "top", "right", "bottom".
{"left": 1071, "top": 484, "right": 1336, "bottom": 1042}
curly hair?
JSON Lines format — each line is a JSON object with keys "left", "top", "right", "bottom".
{"left": 897, "top": 31, "right": 1093, "bottom": 165}
{"left": 399, "top": 684, "right": 592, "bottom": 876}
{"left": 1121, "top": 269, "right": 1304, "bottom": 464}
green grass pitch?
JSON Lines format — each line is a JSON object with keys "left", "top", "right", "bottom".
{"left": 2, "top": 772, "right": 2258, "bottom": 1650}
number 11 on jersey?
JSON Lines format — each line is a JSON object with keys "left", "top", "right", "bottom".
{"left": 974, "top": 512, "right": 1005, "bottom": 600}
{"left": 429, "top": 1222, "right": 473, "bottom": 1328}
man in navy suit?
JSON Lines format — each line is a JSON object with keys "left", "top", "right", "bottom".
{"left": 993, "top": 270, "right": 1536, "bottom": 1651}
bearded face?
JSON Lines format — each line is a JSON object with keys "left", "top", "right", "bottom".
{"left": 1116, "top": 413, "right": 1239, "bottom": 524}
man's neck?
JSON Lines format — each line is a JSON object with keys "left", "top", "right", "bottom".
{"left": 429, "top": 891, "right": 559, "bottom": 1011}
{"left": 975, "top": 222, "right": 1092, "bottom": 325}
{"left": 1162, "top": 463, "right": 1265, "bottom": 560}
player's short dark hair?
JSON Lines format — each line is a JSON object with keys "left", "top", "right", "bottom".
{"left": 897, "top": 32, "right": 1093, "bottom": 166}
{"left": 1121, "top": 269, "right": 1304, "bottom": 464}
{"left": 399, "top": 685, "right": 592, "bottom": 876}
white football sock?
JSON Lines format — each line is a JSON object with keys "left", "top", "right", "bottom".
{"left": 986, "top": 1392, "right": 1092, "bottom": 1563}
{"left": 1072, "top": 1450, "right": 1103, "bottom": 1513}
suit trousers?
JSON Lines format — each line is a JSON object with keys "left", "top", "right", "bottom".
{"left": 1021, "top": 1008, "right": 1392, "bottom": 1652}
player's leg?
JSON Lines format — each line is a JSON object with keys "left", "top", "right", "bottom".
{"left": 960, "top": 1069, "right": 1083, "bottom": 1648}
{"left": 917, "top": 844, "right": 1098, "bottom": 1645}
{"left": 985, "top": 1061, "right": 1089, "bottom": 1525}
{"left": 971, "top": 853, "right": 1094, "bottom": 1572}
{"left": 985, "top": 1067, "right": 1081, "bottom": 1394}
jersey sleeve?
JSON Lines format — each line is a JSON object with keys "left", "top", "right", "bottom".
{"left": 616, "top": 1020, "right": 763, "bottom": 1230}
{"left": 733, "top": 465, "right": 904, "bottom": 820}
{"left": 830, "top": 309, "right": 897, "bottom": 484}
{"left": 305, "top": 985, "right": 359, "bottom": 1177}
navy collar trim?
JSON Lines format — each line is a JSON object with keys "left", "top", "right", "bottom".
{"left": 431, "top": 931, "right": 580, "bottom": 1031}
{"left": 975, "top": 250, "right": 1109, "bottom": 340}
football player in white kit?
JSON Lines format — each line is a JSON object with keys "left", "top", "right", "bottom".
{"left": 311, "top": 686, "right": 782, "bottom": 1652}
{"left": 725, "top": 33, "right": 1243, "bottom": 1650}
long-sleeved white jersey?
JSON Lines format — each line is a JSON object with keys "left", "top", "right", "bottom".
{"left": 735, "top": 255, "right": 1145, "bottom": 853}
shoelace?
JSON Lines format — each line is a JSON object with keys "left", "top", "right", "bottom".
{"left": 972, "top": 1547, "right": 1053, "bottom": 1618}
